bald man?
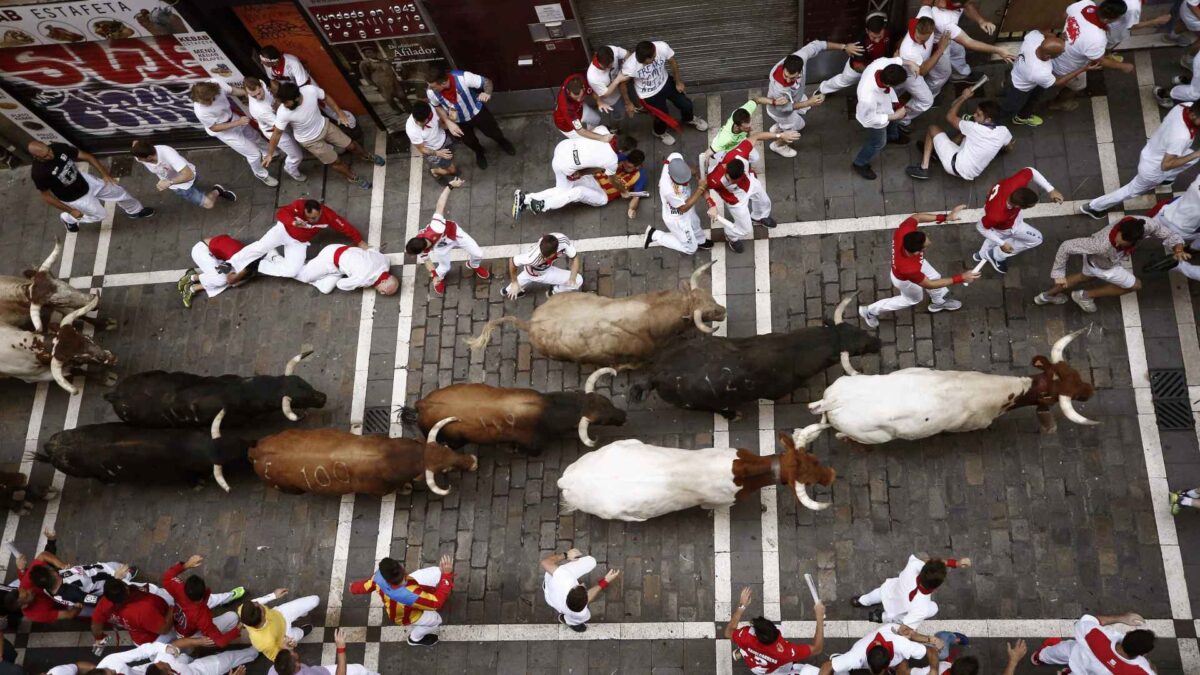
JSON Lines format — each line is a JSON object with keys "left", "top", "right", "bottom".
{"left": 999, "top": 30, "right": 1097, "bottom": 127}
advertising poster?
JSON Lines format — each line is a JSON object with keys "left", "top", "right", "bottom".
{"left": 0, "top": 0, "right": 192, "bottom": 47}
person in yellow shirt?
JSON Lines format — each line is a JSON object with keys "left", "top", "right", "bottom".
{"left": 237, "top": 587, "right": 319, "bottom": 661}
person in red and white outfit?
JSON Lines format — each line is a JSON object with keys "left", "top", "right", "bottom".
{"left": 404, "top": 180, "right": 490, "bottom": 297}
{"left": 229, "top": 199, "right": 368, "bottom": 280}
{"left": 179, "top": 234, "right": 250, "bottom": 308}
{"left": 725, "top": 586, "right": 825, "bottom": 675}
{"left": 917, "top": 0, "right": 1012, "bottom": 99}
{"left": 505, "top": 233, "right": 582, "bottom": 298}
{"left": 1049, "top": 1, "right": 1134, "bottom": 112}
{"left": 159, "top": 554, "right": 245, "bottom": 648}
{"left": 974, "top": 166, "right": 1064, "bottom": 274}
{"left": 818, "top": 13, "right": 892, "bottom": 98}
{"left": 553, "top": 73, "right": 609, "bottom": 141}
{"left": 851, "top": 553, "right": 972, "bottom": 645}
{"left": 705, "top": 138, "right": 774, "bottom": 254}
{"left": 511, "top": 132, "right": 624, "bottom": 218}
{"left": 1150, "top": 173, "right": 1200, "bottom": 281}
{"left": 859, "top": 207, "right": 979, "bottom": 328}
{"left": 240, "top": 77, "right": 307, "bottom": 183}
{"left": 296, "top": 243, "right": 396, "bottom": 296}
{"left": 1030, "top": 612, "right": 1156, "bottom": 675}
{"left": 896, "top": 16, "right": 951, "bottom": 131}
{"left": 189, "top": 81, "right": 277, "bottom": 187}
{"left": 817, "top": 624, "right": 936, "bottom": 675}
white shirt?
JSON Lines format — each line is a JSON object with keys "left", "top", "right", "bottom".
{"left": 1107, "top": 0, "right": 1142, "bottom": 46}
{"left": 899, "top": 23, "right": 935, "bottom": 67}
{"left": 551, "top": 137, "right": 619, "bottom": 177}
{"left": 1063, "top": 615, "right": 1155, "bottom": 675}
{"left": 922, "top": 4, "right": 963, "bottom": 41}
{"left": 136, "top": 144, "right": 196, "bottom": 191}
{"left": 765, "top": 40, "right": 825, "bottom": 118}
{"left": 1012, "top": 31, "right": 1057, "bottom": 92}
{"left": 829, "top": 625, "right": 928, "bottom": 674}
{"left": 855, "top": 57, "right": 902, "bottom": 129}
{"left": 47, "top": 667, "right": 79, "bottom": 675}
{"left": 1159, "top": 174, "right": 1200, "bottom": 234}
{"left": 877, "top": 555, "right": 938, "bottom": 628}
{"left": 953, "top": 120, "right": 1013, "bottom": 180}
{"left": 542, "top": 555, "right": 596, "bottom": 626}
{"left": 587, "top": 45, "right": 628, "bottom": 106}
{"left": 274, "top": 84, "right": 328, "bottom": 143}
{"left": 514, "top": 233, "right": 576, "bottom": 275}
{"left": 246, "top": 87, "right": 281, "bottom": 131}
{"left": 620, "top": 40, "right": 675, "bottom": 99}
{"left": 97, "top": 641, "right": 196, "bottom": 675}
{"left": 1054, "top": 1, "right": 1108, "bottom": 75}
{"left": 660, "top": 154, "right": 699, "bottom": 227}
{"left": 1139, "top": 104, "right": 1199, "bottom": 177}
{"left": 263, "top": 53, "right": 310, "bottom": 87}
{"left": 193, "top": 80, "right": 238, "bottom": 137}
{"left": 406, "top": 111, "right": 447, "bottom": 150}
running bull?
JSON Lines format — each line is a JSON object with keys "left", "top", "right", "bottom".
{"left": 402, "top": 368, "right": 626, "bottom": 452}
{"left": 466, "top": 262, "right": 726, "bottom": 367}
{"left": 248, "top": 417, "right": 477, "bottom": 497}
{"left": 0, "top": 296, "right": 116, "bottom": 395}
{"left": 557, "top": 425, "right": 835, "bottom": 522}
{"left": 0, "top": 241, "right": 113, "bottom": 332}
{"left": 807, "top": 328, "right": 1097, "bottom": 444}
{"left": 629, "top": 296, "right": 881, "bottom": 419}
{"left": 103, "top": 349, "right": 326, "bottom": 427}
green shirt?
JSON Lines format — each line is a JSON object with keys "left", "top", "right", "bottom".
{"left": 710, "top": 100, "right": 756, "bottom": 153}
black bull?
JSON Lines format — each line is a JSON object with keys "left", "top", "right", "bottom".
{"left": 629, "top": 320, "right": 881, "bottom": 419}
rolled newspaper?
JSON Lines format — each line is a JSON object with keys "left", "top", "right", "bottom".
{"left": 963, "top": 258, "right": 987, "bottom": 287}
{"left": 804, "top": 573, "right": 820, "bottom": 603}
{"left": 968, "top": 74, "right": 989, "bottom": 93}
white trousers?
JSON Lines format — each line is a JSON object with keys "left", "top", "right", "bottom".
{"left": 1087, "top": 167, "right": 1186, "bottom": 212}
{"left": 1036, "top": 639, "right": 1075, "bottom": 665}
{"left": 654, "top": 212, "right": 704, "bottom": 254}
{"left": 228, "top": 223, "right": 308, "bottom": 278}
{"left": 818, "top": 61, "right": 862, "bottom": 95}
{"left": 561, "top": 106, "right": 602, "bottom": 138}
{"left": 975, "top": 217, "right": 1043, "bottom": 262}
{"left": 408, "top": 609, "right": 442, "bottom": 641}
{"left": 62, "top": 173, "right": 144, "bottom": 225}
{"left": 261, "top": 128, "right": 305, "bottom": 175}
{"left": 311, "top": 665, "right": 379, "bottom": 675}
{"left": 429, "top": 233, "right": 484, "bottom": 280}
{"left": 185, "top": 646, "right": 258, "bottom": 675}
{"left": 527, "top": 174, "right": 609, "bottom": 212}
{"left": 213, "top": 126, "right": 270, "bottom": 180}
{"left": 927, "top": 42, "right": 970, "bottom": 98}
{"left": 867, "top": 263, "right": 949, "bottom": 316}
{"left": 725, "top": 175, "right": 771, "bottom": 242}
{"left": 900, "top": 74, "right": 935, "bottom": 126}
{"left": 1172, "top": 51, "right": 1200, "bottom": 102}
{"left": 949, "top": 41, "right": 969, "bottom": 79}
{"left": 190, "top": 242, "right": 231, "bottom": 297}
{"left": 766, "top": 99, "right": 808, "bottom": 132}
{"left": 854, "top": 586, "right": 938, "bottom": 624}
{"left": 517, "top": 266, "right": 582, "bottom": 294}
{"left": 275, "top": 595, "right": 320, "bottom": 644}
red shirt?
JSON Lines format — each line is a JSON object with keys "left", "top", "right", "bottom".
{"left": 416, "top": 219, "right": 460, "bottom": 246}
{"left": 891, "top": 217, "right": 927, "bottom": 283}
{"left": 161, "top": 563, "right": 238, "bottom": 647}
{"left": 91, "top": 587, "right": 170, "bottom": 645}
{"left": 207, "top": 234, "right": 245, "bottom": 261}
{"left": 553, "top": 74, "right": 593, "bottom": 133}
{"left": 733, "top": 626, "right": 812, "bottom": 673}
{"left": 20, "top": 592, "right": 64, "bottom": 623}
{"left": 706, "top": 139, "right": 755, "bottom": 205}
{"left": 275, "top": 199, "right": 363, "bottom": 245}
{"left": 981, "top": 168, "right": 1034, "bottom": 230}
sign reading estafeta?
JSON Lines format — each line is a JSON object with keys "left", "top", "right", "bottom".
{"left": 0, "top": 0, "right": 192, "bottom": 48}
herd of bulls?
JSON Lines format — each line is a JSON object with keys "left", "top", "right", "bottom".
{"left": 1, "top": 247, "right": 1100, "bottom": 523}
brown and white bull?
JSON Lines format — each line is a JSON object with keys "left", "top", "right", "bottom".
{"left": 807, "top": 329, "right": 1097, "bottom": 445}
{"left": 0, "top": 241, "right": 111, "bottom": 332}
{"left": 246, "top": 418, "right": 478, "bottom": 497}
{"left": 0, "top": 296, "right": 116, "bottom": 395}
{"left": 404, "top": 368, "right": 626, "bottom": 453}
{"left": 557, "top": 425, "right": 835, "bottom": 522}
{"left": 466, "top": 262, "right": 726, "bottom": 367}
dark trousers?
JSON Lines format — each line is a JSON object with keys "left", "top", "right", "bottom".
{"left": 459, "top": 107, "right": 511, "bottom": 157}
{"left": 999, "top": 78, "right": 1043, "bottom": 122}
{"left": 640, "top": 76, "right": 695, "bottom": 135}
{"left": 853, "top": 123, "right": 900, "bottom": 167}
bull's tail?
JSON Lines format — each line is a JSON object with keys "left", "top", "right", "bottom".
{"left": 559, "top": 497, "right": 578, "bottom": 515}
{"left": 399, "top": 406, "right": 419, "bottom": 425}
{"left": 464, "top": 316, "right": 529, "bottom": 356}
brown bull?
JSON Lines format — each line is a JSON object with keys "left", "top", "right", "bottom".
{"left": 465, "top": 262, "right": 726, "bottom": 367}
{"left": 248, "top": 418, "right": 477, "bottom": 496}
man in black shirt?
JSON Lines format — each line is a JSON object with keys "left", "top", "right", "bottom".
{"left": 29, "top": 141, "right": 154, "bottom": 232}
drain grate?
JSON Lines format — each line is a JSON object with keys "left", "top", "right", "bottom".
{"left": 363, "top": 407, "right": 392, "bottom": 434}
{"left": 1149, "top": 369, "right": 1195, "bottom": 431}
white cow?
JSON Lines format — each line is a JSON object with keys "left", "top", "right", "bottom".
{"left": 806, "top": 329, "right": 1097, "bottom": 445}
{"left": 557, "top": 426, "right": 834, "bottom": 522}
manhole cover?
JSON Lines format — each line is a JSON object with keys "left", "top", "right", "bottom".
{"left": 363, "top": 407, "right": 391, "bottom": 434}
{"left": 1149, "top": 369, "right": 1194, "bottom": 431}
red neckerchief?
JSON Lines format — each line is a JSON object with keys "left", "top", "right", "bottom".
{"left": 908, "top": 582, "right": 934, "bottom": 602}
{"left": 266, "top": 58, "right": 285, "bottom": 78}
{"left": 868, "top": 632, "right": 896, "bottom": 661}
{"left": 907, "top": 18, "right": 927, "bottom": 44}
{"left": 372, "top": 271, "right": 391, "bottom": 288}
{"left": 591, "top": 56, "right": 604, "bottom": 68}
{"left": 1183, "top": 107, "right": 1199, "bottom": 138}
{"left": 875, "top": 71, "right": 891, "bottom": 93}
{"left": 1110, "top": 219, "right": 1136, "bottom": 251}
{"left": 771, "top": 63, "right": 793, "bottom": 87}
{"left": 1081, "top": 4, "right": 1109, "bottom": 30}
{"left": 439, "top": 75, "right": 458, "bottom": 105}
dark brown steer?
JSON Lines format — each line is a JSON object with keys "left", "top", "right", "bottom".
{"left": 249, "top": 418, "right": 477, "bottom": 496}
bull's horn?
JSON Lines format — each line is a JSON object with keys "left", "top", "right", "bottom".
{"left": 281, "top": 397, "right": 299, "bottom": 422}
{"left": 38, "top": 240, "right": 61, "bottom": 273}
{"left": 284, "top": 348, "right": 314, "bottom": 376}
{"left": 693, "top": 309, "right": 716, "bottom": 334}
{"left": 212, "top": 465, "right": 231, "bottom": 493}
{"left": 50, "top": 358, "right": 78, "bottom": 396}
{"left": 425, "top": 469, "right": 450, "bottom": 496}
{"left": 578, "top": 417, "right": 596, "bottom": 447}
{"left": 794, "top": 482, "right": 831, "bottom": 511}
{"left": 585, "top": 367, "right": 616, "bottom": 394}
{"left": 839, "top": 352, "right": 860, "bottom": 376}
{"left": 211, "top": 409, "right": 226, "bottom": 439}
{"left": 60, "top": 294, "right": 99, "bottom": 328}
{"left": 1059, "top": 395, "right": 1099, "bottom": 426}
{"left": 427, "top": 416, "right": 459, "bottom": 444}
{"left": 833, "top": 293, "right": 856, "bottom": 325}
{"left": 29, "top": 302, "right": 43, "bottom": 332}
{"left": 1050, "top": 326, "right": 1089, "bottom": 364}
{"left": 689, "top": 261, "right": 714, "bottom": 290}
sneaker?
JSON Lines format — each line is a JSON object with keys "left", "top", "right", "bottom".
{"left": 851, "top": 163, "right": 877, "bottom": 180}
{"left": 433, "top": 279, "right": 446, "bottom": 296}
{"left": 1166, "top": 31, "right": 1195, "bottom": 47}
{"left": 1034, "top": 291, "right": 1068, "bottom": 305}
{"left": 1183, "top": 53, "right": 1195, "bottom": 71}
{"left": 643, "top": 224, "right": 656, "bottom": 249}
{"left": 769, "top": 141, "right": 797, "bottom": 158}
{"left": 285, "top": 170, "right": 308, "bottom": 183}
{"left": 258, "top": 174, "right": 280, "bottom": 187}
{"left": 472, "top": 265, "right": 491, "bottom": 280}
{"left": 60, "top": 213, "right": 79, "bottom": 233}
{"left": 1013, "top": 114, "right": 1044, "bottom": 127}
{"left": 216, "top": 262, "right": 233, "bottom": 275}
{"left": 697, "top": 239, "right": 714, "bottom": 250}
{"left": 906, "top": 165, "right": 930, "bottom": 180}
{"left": 476, "top": 154, "right": 489, "bottom": 170}
{"left": 850, "top": 598, "right": 866, "bottom": 608}
{"left": 727, "top": 239, "right": 745, "bottom": 254}
{"left": 226, "top": 587, "right": 246, "bottom": 603}
{"left": 928, "top": 298, "right": 963, "bottom": 312}
{"left": 688, "top": 117, "right": 710, "bottom": 132}
{"left": 408, "top": 633, "right": 439, "bottom": 646}
{"left": 298, "top": 624, "right": 313, "bottom": 639}
{"left": 511, "top": 190, "right": 526, "bottom": 220}
{"left": 982, "top": 248, "right": 1008, "bottom": 274}
{"left": 353, "top": 177, "right": 372, "bottom": 190}
{"left": 128, "top": 207, "right": 156, "bottom": 219}
{"left": 558, "top": 614, "right": 587, "bottom": 633}
{"left": 1173, "top": 75, "right": 1192, "bottom": 86}
{"left": 867, "top": 607, "right": 884, "bottom": 623}
{"left": 1071, "top": 289, "right": 1098, "bottom": 312}
{"left": 1170, "top": 491, "right": 1182, "bottom": 516}
{"left": 656, "top": 132, "right": 676, "bottom": 146}
{"left": 213, "top": 184, "right": 237, "bottom": 202}
{"left": 858, "top": 306, "right": 879, "bottom": 329}
{"left": 1155, "top": 86, "right": 1176, "bottom": 109}
{"left": 1031, "top": 637, "right": 1063, "bottom": 666}
{"left": 1079, "top": 203, "right": 1107, "bottom": 220}
{"left": 181, "top": 285, "right": 195, "bottom": 308}
{"left": 178, "top": 268, "right": 196, "bottom": 293}
{"left": 755, "top": 216, "right": 777, "bottom": 229}
{"left": 769, "top": 123, "right": 781, "bottom": 134}
{"left": 371, "top": 154, "right": 387, "bottom": 166}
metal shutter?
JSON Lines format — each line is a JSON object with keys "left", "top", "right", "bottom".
{"left": 575, "top": 0, "right": 800, "bottom": 88}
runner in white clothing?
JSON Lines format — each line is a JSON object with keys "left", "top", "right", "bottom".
{"left": 404, "top": 181, "right": 491, "bottom": 296}
{"left": 95, "top": 637, "right": 258, "bottom": 675}
{"left": 130, "top": 142, "right": 236, "bottom": 210}
{"left": 1147, "top": 173, "right": 1200, "bottom": 280}
{"left": 896, "top": 16, "right": 952, "bottom": 129}
{"left": 817, "top": 624, "right": 935, "bottom": 675}
{"left": 1000, "top": 31, "right": 1098, "bottom": 126}
{"left": 539, "top": 549, "right": 619, "bottom": 633}
{"left": 852, "top": 554, "right": 971, "bottom": 639}
{"left": 763, "top": 38, "right": 861, "bottom": 156}
{"left": 511, "top": 133, "right": 624, "bottom": 218}
{"left": 189, "top": 80, "right": 277, "bottom": 186}
{"left": 908, "top": 88, "right": 1013, "bottom": 181}
{"left": 1049, "top": 0, "right": 1134, "bottom": 111}
{"left": 240, "top": 77, "right": 307, "bottom": 182}
{"left": 917, "top": 0, "right": 1012, "bottom": 98}
{"left": 586, "top": 45, "right": 630, "bottom": 128}
{"left": 505, "top": 233, "right": 583, "bottom": 298}
{"left": 296, "top": 244, "right": 396, "bottom": 295}
{"left": 1030, "top": 612, "right": 1156, "bottom": 675}
{"left": 266, "top": 83, "right": 384, "bottom": 191}
{"left": 644, "top": 153, "right": 712, "bottom": 254}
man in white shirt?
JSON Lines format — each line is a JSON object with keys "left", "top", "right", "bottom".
{"left": 404, "top": 180, "right": 490, "bottom": 297}
{"left": 259, "top": 45, "right": 311, "bottom": 88}
{"left": 1030, "top": 612, "right": 1156, "bottom": 675}
{"left": 611, "top": 40, "right": 709, "bottom": 145}
{"left": 95, "top": 636, "right": 258, "bottom": 675}
{"left": 265, "top": 82, "right": 385, "bottom": 191}
{"left": 851, "top": 58, "right": 909, "bottom": 180}
{"left": 897, "top": 17, "right": 952, "bottom": 131}
{"left": 999, "top": 32, "right": 1097, "bottom": 126}
{"left": 189, "top": 80, "right": 277, "bottom": 187}
{"left": 505, "top": 233, "right": 583, "bottom": 298}
{"left": 296, "top": 244, "right": 397, "bottom": 296}
{"left": 645, "top": 153, "right": 712, "bottom": 254}
{"left": 240, "top": 77, "right": 306, "bottom": 182}
{"left": 406, "top": 100, "right": 460, "bottom": 183}
{"left": 1148, "top": 173, "right": 1200, "bottom": 280}
{"left": 763, "top": 39, "right": 860, "bottom": 156}
{"left": 817, "top": 624, "right": 936, "bottom": 675}
{"left": 1081, "top": 101, "right": 1200, "bottom": 217}
{"left": 1049, "top": 0, "right": 1134, "bottom": 112}
{"left": 539, "top": 548, "right": 618, "bottom": 633}
{"left": 907, "top": 88, "right": 1012, "bottom": 181}
{"left": 586, "top": 45, "right": 629, "bottom": 128}
{"left": 918, "top": 0, "right": 1013, "bottom": 98}
{"left": 851, "top": 554, "right": 970, "bottom": 640}
{"left": 511, "top": 133, "right": 623, "bottom": 218}
{"left": 129, "top": 141, "right": 235, "bottom": 210}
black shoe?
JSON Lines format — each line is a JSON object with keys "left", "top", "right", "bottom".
{"left": 213, "top": 184, "right": 237, "bottom": 202}
{"left": 1079, "top": 203, "right": 1107, "bottom": 220}
{"left": 407, "top": 633, "right": 439, "bottom": 646}
{"left": 643, "top": 225, "right": 656, "bottom": 249}
{"left": 906, "top": 165, "right": 930, "bottom": 180}
{"left": 982, "top": 248, "right": 1008, "bottom": 274}
{"left": 62, "top": 218, "right": 79, "bottom": 233}
{"left": 867, "top": 607, "right": 884, "bottom": 623}
{"left": 529, "top": 199, "right": 546, "bottom": 215}
{"left": 558, "top": 614, "right": 587, "bottom": 632}
{"left": 476, "top": 153, "right": 489, "bottom": 170}
{"left": 216, "top": 261, "right": 233, "bottom": 274}
{"left": 890, "top": 134, "right": 912, "bottom": 146}
{"left": 299, "top": 623, "right": 313, "bottom": 638}
{"left": 697, "top": 239, "right": 714, "bottom": 250}
{"left": 500, "top": 140, "right": 516, "bottom": 156}
{"left": 727, "top": 239, "right": 745, "bottom": 253}
{"left": 128, "top": 207, "right": 155, "bottom": 219}
{"left": 851, "top": 163, "right": 877, "bottom": 180}
{"left": 850, "top": 598, "right": 865, "bottom": 608}
{"left": 755, "top": 216, "right": 777, "bottom": 229}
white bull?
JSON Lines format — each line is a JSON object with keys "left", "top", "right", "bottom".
{"left": 557, "top": 426, "right": 835, "bottom": 522}
{"left": 0, "top": 241, "right": 104, "bottom": 331}
{"left": 0, "top": 296, "right": 116, "bottom": 394}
